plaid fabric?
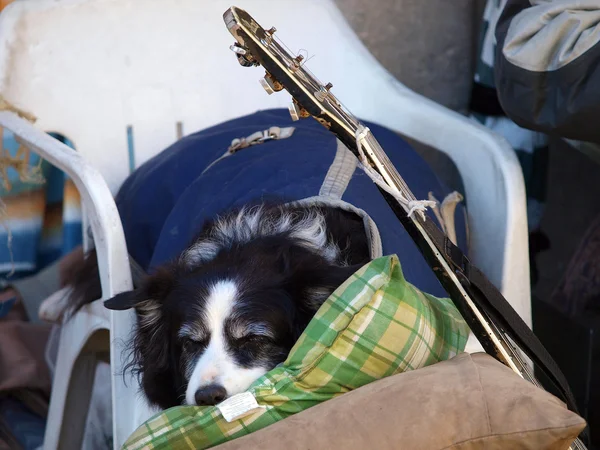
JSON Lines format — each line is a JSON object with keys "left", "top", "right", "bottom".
{"left": 472, "top": 0, "right": 549, "bottom": 231}
{"left": 123, "top": 254, "right": 469, "bottom": 450}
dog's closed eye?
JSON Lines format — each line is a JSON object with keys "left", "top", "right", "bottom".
{"left": 182, "top": 337, "right": 208, "bottom": 353}
{"left": 233, "top": 334, "right": 277, "bottom": 358}
{"left": 236, "top": 334, "right": 272, "bottom": 346}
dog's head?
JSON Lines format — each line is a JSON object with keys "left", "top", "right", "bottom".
{"left": 105, "top": 235, "right": 361, "bottom": 409}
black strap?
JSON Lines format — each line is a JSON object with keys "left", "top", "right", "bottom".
{"left": 421, "top": 219, "right": 581, "bottom": 416}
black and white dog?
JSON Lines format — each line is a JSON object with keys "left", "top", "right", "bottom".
{"left": 66, "top": 202, "right": 370, "bottom": 409}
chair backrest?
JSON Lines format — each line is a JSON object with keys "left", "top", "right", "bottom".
{"left": 0, "top": 0, "right": 529, "bottom": 310}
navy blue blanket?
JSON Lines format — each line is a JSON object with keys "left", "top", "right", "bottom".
{"left": 115, "top": 109, "right": 466, "bottom": 298}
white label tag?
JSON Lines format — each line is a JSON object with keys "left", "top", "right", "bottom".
{"left": 216, "top": 392, "right": 263, "bottom": 422}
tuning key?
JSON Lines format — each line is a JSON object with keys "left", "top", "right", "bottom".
{"left": 230, "top": 42, "right": 256, "bottom": 67}
{"left": 261, "top": 27, "right": 277, "bottom": 46}
{"left": 289, "top": 102, "right": 301, "bottom": 121}
{"left": 260, "top": 72, "right": 284, "bottom": 95}
{"left": 289, "top": 54, "right": 305, "bottom": 72}
{"left": 229, "top": 43, "right": 247, "bottom": 56}
{"left": 288, "top": 101, "right": 310, "bottom": 121}
{"left": 260, "top": 78, "right": 274, "bottom": 95}
{"left": 315, "top": 82, "right": 333, "bottom": 102}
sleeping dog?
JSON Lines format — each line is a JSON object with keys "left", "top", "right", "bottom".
{"left": 53, "top": 109, "right": 464, "bottom": 413}
{"left": 65, "top": 202, "right": 370, "bottom": 409}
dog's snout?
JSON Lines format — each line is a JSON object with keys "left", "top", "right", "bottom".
{"left": 194, "top": 384, "right": 227, "bottom": 406}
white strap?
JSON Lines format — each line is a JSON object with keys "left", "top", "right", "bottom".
{"left": 318, "top": 139, "right": 357, "bottom": 199}
{"left": 355, "top": 125, "right": 435, "bottom": 220}
{"left": 428, "top": 191, "right": 464, "bottom": 246}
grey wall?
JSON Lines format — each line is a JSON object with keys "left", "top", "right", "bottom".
{"left": 336, "top": 0, "right": 484, "bottom": 113}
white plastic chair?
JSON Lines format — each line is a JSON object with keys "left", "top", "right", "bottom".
{"left": 0, "top": 0, "right": 530, "bottom": 448}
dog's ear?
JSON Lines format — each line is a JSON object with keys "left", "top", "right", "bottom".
{"left": 103, "top": 290, "right": 144, "bottom": 310}
{"left": 104, "top": 265, "right": 176, "bottom": 311}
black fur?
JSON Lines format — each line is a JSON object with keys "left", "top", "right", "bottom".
{"left": 64, "top": 249, "right": 102, "bottom": 317}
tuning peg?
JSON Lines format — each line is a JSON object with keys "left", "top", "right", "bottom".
{"left": 237, "top": 54, "right": 255, "bottom": 67}
{"left": 289, "top": 102, "right": 301, "bottom": 121}
{"left": 229, "top": 43, "right": 247, "bottom": 56}
{"left": 288, "top": 54, "right": 305, "bottom": 72}
{"left": 230, "top": 42, "right": 256, "bottom": 67}
{"left": 260, "top": 78, "right": 274, "bottom": 95}
{"left": 288, "top": 101, "right": 310, "bottom": 121}
{"left": 315, "top": 82, "right": 334, "bottom": 102}
{"left": 260, "top": 72, "right": 284, "bottom": 95}
{"left": 262, "top": 27, "right": 277, "bottom": 46}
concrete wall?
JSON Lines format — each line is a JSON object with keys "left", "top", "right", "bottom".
{"left": 336, "top": 0, "right": 485, "bottom": 113}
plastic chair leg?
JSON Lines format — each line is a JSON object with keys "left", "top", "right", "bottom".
{"left": 43, "top": 313, "right": 109, "bottom": 450}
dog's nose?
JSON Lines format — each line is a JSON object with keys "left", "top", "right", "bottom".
{"left": 194, "top": 384, "right": 227, "bottom": 406}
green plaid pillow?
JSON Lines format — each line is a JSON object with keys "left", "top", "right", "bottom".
{"left": 123, "top": 255, "right": 469, "bottom": 450}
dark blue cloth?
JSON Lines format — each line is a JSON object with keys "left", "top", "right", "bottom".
{"left": 116, "top": 109, "right": 466, "bottom": 298}
{"left": 0, "top": 396, "right": 46, "bottom": 450}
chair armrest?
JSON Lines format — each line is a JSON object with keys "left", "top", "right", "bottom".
{"left": 0, "top": 110, "right": 139, "bottom": 446}
{"left": 0, "top": 111, "right": 132, "bottom": 298}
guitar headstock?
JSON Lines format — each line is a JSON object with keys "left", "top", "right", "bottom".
{"left": 223, "top": 6, "right": 360, "bottom": 138}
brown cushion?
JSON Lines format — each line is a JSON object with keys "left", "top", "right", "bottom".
{"left": 214, "top": 352, "right": 585, "bottom": 450}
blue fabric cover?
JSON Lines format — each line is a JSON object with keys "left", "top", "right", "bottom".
{"left": 116, "top": 109, "right": 466, "bottom": 298}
